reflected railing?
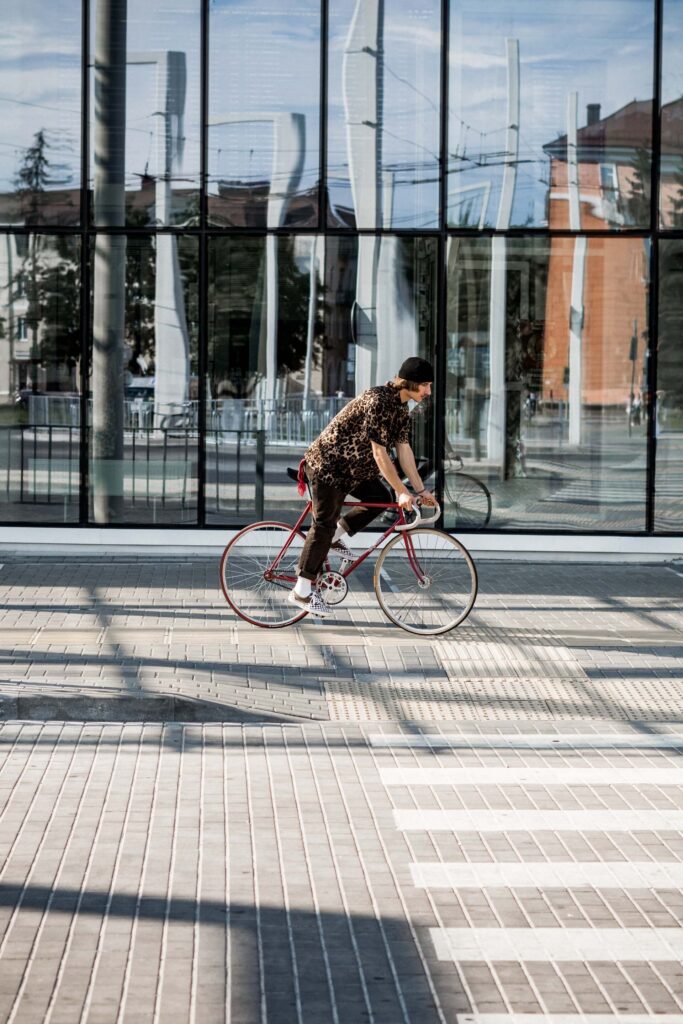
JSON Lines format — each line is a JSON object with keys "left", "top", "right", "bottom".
{"left": 24, "top": 393, "right": 349, "bottom": 445}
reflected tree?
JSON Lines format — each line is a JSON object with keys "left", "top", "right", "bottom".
{"left": 669, "top": 159, "right": 683, "bottom": 228}
{"left": 11, "top": 134, "right": 80, "bottom": 397}
{"left": 659, "top": 242, "right": 683, "bottom": 414}
{"left": 209, "top": 237, "right": 324, "bottom": 397}
{"left": 124, "top": 230, "right": 155, "bottom": 377}
{"left": 14, "top": 129, "right": 74, "bottom": 226}
{"left": 623, "top": 146, "right": 652, "bottom": 226}
{"left": 277, "top": 238, "right": 326, "bottom": 377}
{"left": 504, "top": 243, "right": 546, "bottom": 478}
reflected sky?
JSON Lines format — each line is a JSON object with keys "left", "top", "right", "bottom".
{"left": 88, "top": 0, "right": 201, "bottom": 206}
{"left": 449, "top": 0, "right": 654, "bottom": 227}
{"left": 208, "top": 0, "right": 320, "bottom": 205}
{"left": 662, "top": 0, "right": 683, "bottom": 105}
{"left": 0, "top": 1, "right": 81, "bottom": 198}
{"left": 327, "top": 0, "right": 441, "bottom": 228}
{"left": 0, "top": 0, "right": 669, "bottom": 226}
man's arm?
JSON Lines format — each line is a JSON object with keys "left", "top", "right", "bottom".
{"left": 395, "top": 442, "right": 437, "bottom": 505}
{"left": 394, "top": 442, "right": 425, "bottom": 493}
{"left": 371, "top": 441, "right": 417, "bottom": 510}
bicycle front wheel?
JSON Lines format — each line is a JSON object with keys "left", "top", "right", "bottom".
{"left": 447, "top": 471, "right": 492, "bottom": 528}
{"left": 374, "top": 528, "right": 478, "bottom": 635}
{"left": 220, "top": 521, "right": 308, "bottom": 628}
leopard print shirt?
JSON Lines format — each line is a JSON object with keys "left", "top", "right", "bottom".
{"left": 304, "top": 383, "right": 410, "bottom": 491}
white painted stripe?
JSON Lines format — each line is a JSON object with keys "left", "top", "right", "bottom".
{"left": 456, "top": 1016, "right": 683, "bottom": 1024}
{"left": 410, "top": 861, "right": 683, "bottom": 889}
{"left": 371, "top": 733, "right": 683, "bottom": 749}
{"left": 395, "top": 809, "right": 683, "bottom": 832}
{"left": 380, "top": 766, "right": 683, "bottom": 786}
{"left": 431, "top": 927, "right": 683, "bottom": 961}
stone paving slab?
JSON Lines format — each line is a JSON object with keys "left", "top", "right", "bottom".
{"left": 2, "top": 721, "right": 683, "bottom": 1022}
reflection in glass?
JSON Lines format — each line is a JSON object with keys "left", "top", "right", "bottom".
{"left": 208, "top": 1, "right": 320, "bottom": 228}
{"left": 89, "top": 0, "right": 201, "bottom": 227}
{"left": 0, "top": 235, "right": 81, "bottom": 521}
{"left": 89, "top": 235, "right": 199, "bottom": 524}
{"left": 660, "top": 0, "right": 683, "bottom": 227}
{"left": 207, "top": 235, "right": 436, "bottom": 525}
{"left": 448, "top": 1, "right": 654, "bottom": 229}
{"left": 327, "top": 0, "right": 440, "bottom": 229}
{"left": 0, "top": 2, "right": 81, "bottom": 226}
{"left": 445, "top": 235, "right": 650, "bottom": 531}
{"left": 656, "top": 241, "right": 683, "bottom": 531}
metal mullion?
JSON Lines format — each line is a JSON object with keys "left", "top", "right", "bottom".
{"left": 434, "top": 234, "right": 447, "bottom": 527}
{"left": 201, "top": 0, "right": 209, "bottom": 233}
{"left": 445, "top": 227, "right": 655, "bottom": 240}
{"left": 80, "top": 0, "right": 90, "bottom": 230}
{"left": 646, "top": 0, "right": 665, "bottom": 534}
{"left": 319, "top": 0, "right": 328, "bottom": 230}
{"left": 651, "top": 0, "right": 664, "bottom": 235}
{"left": 439, "top": 0, "right": 449, "bottom": 231}
{"left": 196, "top": 0, "right": 210, "bottom": 525}
{"left": 78, "top": 0, "right": 91, "bottom": 525}
{"left": 197, "top": 231, "right": 207, "bottom": 527}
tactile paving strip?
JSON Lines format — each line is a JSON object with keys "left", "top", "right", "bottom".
{"left": 325, "top": 674, "right": 683, "bottom": 721}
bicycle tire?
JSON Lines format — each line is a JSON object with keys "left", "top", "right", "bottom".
{"left": 373, "top": 527, "right": 478, "bottom": 635}
{"left": 220, "top": 521, "right": 308, "bottom": 628}
{"left": 446, "top": 471, "right": 492, "bottom": 528}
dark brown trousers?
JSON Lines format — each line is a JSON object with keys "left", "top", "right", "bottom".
{"left": 297, "top": 470, "right": 391, "bottom": 581}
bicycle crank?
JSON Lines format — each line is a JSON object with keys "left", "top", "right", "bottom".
{"left": 317, "top": 571, "right": 348, "bottom": 605}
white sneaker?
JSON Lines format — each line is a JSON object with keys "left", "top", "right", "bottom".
{"left": 288, "top": 590, "right": 333, "bottom": 618}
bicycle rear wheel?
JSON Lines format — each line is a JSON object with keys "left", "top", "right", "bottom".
{"left": 447, "top": 471, "right": 492, "bottom": 528}
{"left": 220, "top": 521, "right": 308, "bottom": 628}
{"left": 374, "top": 527, "right": 477, "bottom": 635}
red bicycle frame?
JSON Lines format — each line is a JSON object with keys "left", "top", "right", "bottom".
{"left": 266, "top": 500, "right": 426, "bottom": 585}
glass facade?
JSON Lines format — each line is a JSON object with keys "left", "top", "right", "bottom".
{"left": 207, "top": 234, "right": 437, "bottom": 524}
{"left": 449, "top": 0, "right": 655, "bottom": 230}
{"left": 0, "top": 0, "right": 679, "bottom": 535}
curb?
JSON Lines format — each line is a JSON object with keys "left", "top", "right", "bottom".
{"left": 0, "top": 693, "right": 299, "bottom": 723}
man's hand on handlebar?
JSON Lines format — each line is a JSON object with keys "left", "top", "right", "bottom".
{"left": 397, "top": 488, "right": 437, "bottom": 513}
{"left": 397, "top": 490, "right": 414, "bottom": 512}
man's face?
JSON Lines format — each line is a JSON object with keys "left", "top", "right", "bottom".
{"left": 411, "top": 382, "right": 432, "bottom": 403}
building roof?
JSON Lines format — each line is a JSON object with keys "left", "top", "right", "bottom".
{"left": 543, "top": 96, "right": 683, "bottom": 160}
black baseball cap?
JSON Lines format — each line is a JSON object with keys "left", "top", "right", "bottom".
{"left": 398, "top": 356, "right": 434, "bottom": 384}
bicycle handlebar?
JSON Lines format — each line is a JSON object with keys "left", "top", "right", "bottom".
{"left": 394, "top": 498, "right": 441, "bottom": 531}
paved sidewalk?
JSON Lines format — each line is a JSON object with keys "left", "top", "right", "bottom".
{"left": 0, "top": 556, "right": 680, "bottom": 722}
{"left": 0, "top": 555, "right": 681, "bottom": 1022}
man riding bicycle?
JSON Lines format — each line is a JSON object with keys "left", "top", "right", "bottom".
{"left": 289, "top": 356, "right": 437, "bottom": 618}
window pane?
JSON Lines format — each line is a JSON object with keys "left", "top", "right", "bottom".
{"left": 327, "top": 0, "right": 441, "bottom": 229}
{"left": 448, "top": 0, "right": 654, "bottom": 230}
{"left": 660, "top": 0, "right": 683, "bottom": 228}
{"left": 0, "top": 234, "right": 81, "bottom": 521}
{"left": 0, "top": 2, "right": 81, "bottom": 226}
{"left": 445, "top": 235, "right": 649, "bottom": 531}
{"left": 89, "top": 0, "right": 201, "bottom": 227}
{"left": 208, "top": 1, "right": 320, "bottom": 228}
{"left": 656, "top": 240, "right": 683, "bottom": 530}
{"left": 207, "top": 235, "right": 437, "bottom": 525}
{"left": 89, "top": 235, "right": 199, "bottom": 523}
